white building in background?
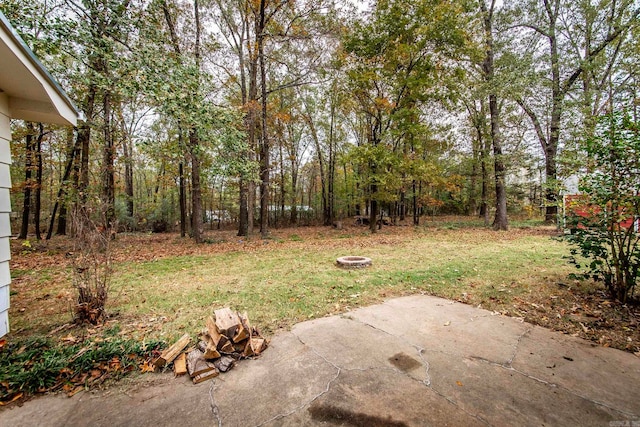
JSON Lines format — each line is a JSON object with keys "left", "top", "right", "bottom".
{"left": 0, "top": 11, "right": 81, "bottom": 337}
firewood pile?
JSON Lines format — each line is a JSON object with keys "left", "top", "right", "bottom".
{"left": 152, "top": 308, "right": 267, "bottom": 384}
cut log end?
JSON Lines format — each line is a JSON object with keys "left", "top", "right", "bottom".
{"left": 173, "top": 353, "right": 187, "bottom": 377}
{"left": 153, "top": 333, "right": 191, "bottom": 369}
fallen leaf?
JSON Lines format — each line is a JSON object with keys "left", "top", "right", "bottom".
{"left": 67, "top": 385, "right": 84, "bottom": 397}
{"left": 109, "top": 357, "right": 122, "bottom": 371}
{"left": 89, "top": 369, "right": 103, "bottom": 380}
{"left": 0, "top": 392, "right": 23, "bottom": 405}
{"left": 140, "top": 360, "right": 155, "bottom": 373}
{"left": 59, "top": 367, "right": 74, "bottom": 376}
{"left": 61, "top": 334, "right": 77, "bottom": 343}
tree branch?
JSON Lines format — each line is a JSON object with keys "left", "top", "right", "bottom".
{"left": 516, "top": 98, "right": 548, "bottom": 152}
{"left": 562, "top": 8, "right": 640, "bottom": 94}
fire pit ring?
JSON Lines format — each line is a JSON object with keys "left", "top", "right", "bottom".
{"left": 336, "top": 256, "right": 372, "bottom": 269}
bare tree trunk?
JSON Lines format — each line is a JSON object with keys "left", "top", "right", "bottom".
{"left": 238, "top": 178, "right": 249, "bottom": 236}
{"left": 290, "top": 155, "right": 299, "bottom": 225}
{"left": 545, "top": 0, "right": 561, "bottom": 224}
{"left": 278, "top": 138, "right": 285, "bottom": 226}
{"left": 190, "top": 0, "right": 204, "bottom": 243}
{"left": 48, "top": 131, "right": 81, "bottom": 240}
{"left": 258, "top": 0, "right": 269, "bottom": 237}
{"left": 19, "top": 123, "right": 35, "bottom": 239}
{"left": 481, "top": 0, "right": 507, "bottom": 230}
{"left": 78, "top": 84, "right": 96, "bottom": 209}
{"left": 305, "top": 110, "right": 329, "bottom": 225}
{"left": 103, "top": 90, "right": 116, "bottom": 231}
{"left": 490, "top": 93, "right": 508, "bottom": 231}
{"left": 413, "top": 180, "right": 420, "bottom": 226}
{"left": 369, "top": 194, "right": 378, "bottom": 233}
{"left": 480, "top": 132, "right": 490, "bottom": 226}
{"left": 34, "top": 123, "right": 44, "bottom": 240}
{"left": 179, "top": 161, "right": 186, "bottom": 237}
{"left": 122, "top": 132, "right": 134, "bottom": 221}
{"left": 55, "top": 128, "right": 77, "bottom": 236}
{"left": 328, "top": 100, "right": 336, "bottom": 224}
{"left": 190, "top": 131, "right": 203, "bottom": 242}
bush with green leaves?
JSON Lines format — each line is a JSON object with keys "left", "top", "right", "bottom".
{"left": 565, "top": 111, "right": 640, "bottom": 303}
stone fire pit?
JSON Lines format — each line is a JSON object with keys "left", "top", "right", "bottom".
{"left": 336, "top": 256, "right": 372, "bottom": 269}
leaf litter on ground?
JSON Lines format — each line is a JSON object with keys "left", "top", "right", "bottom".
{"left": 4, "top": 221, "right": 639, "bottom": 407}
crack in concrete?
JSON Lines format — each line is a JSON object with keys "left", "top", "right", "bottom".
{"left": 469, "top": 355, "right": 557, "bottom": 386}
{"left": 347, "top": 316, "right": 492, "bottom": 426}
{"left": 469, "top": 356, "right": 637, "bottom": 418}
{"left": 250, "top": 332, "right": 342, "bottom": 427}
{"left": 416, "top": 346, "right": 432, "bottom": 387}
{"left": 208, "top": 380, "right": 223, "bottom": 427}
{"left": 468, "top": 324, "right": 635, "bottom": 416}
{"left": 507, "top": 326, "right": 533, "bottom": 367}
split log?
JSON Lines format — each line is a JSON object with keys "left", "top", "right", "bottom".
{"left": 232, "top": 340, "right": 247, "bottom": 353}
{"left": 186, "top": 349, "right": 217, "bottom": 378}
{"left": 206, "top": 316, "right": 234, "bottom": 352}
{"left": 213, "top": 356, "right": 235, "bottom": 373}
{"left": 153, "top": 333, "right": 190, "bottom": 369}
{"left": 233, "top": 311, "right": 250, "bottom": 343}
{"left": 243, "top": 337, "right": 267, "bottom": 357}
{"left": 192, "top": 369, "right": 219, "bottom": 384}
{"left": 173, "top": 353, "right": 187, "bottom": 376}
{"left": 214, "top": 308, "right": 242, "bottom": 338}
{"left": 197, "top": 337, "right": 221, "bottom": 360}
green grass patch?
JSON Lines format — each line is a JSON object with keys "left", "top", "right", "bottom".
{"left": 106, "top": 229, "right": 571, "bottom": 337}
{"left": 0, "top": 333, "right": 164, "bottom": 403}
{"left": 9, "top": 223, "right": 637, "bottom": 401}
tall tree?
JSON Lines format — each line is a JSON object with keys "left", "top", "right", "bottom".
{"left": 509, "top": 0, "right": 639, "bottom": 222}
{"left": 211, "top": 0, "right": 255, "bottom": 236}
{"left": 157, "top": 0, "right": 206, "bottom": 242}
{"left": 33, "top": 123, "right": 45, "bottom": 240}
{"left": 480, "top": 0, "right": 508, "bottom": 230}
{"left": 344, "top": 0, "right": 470, "bottom": 232}
{"left": 18, "top": 123, "right": 36, "bottom": 240}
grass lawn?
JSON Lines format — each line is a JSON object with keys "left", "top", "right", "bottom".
{"left": 7, "top": 218, "right": 638, "bottom": 354}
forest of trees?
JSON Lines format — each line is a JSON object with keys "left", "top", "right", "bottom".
{"left": 2, "top": 0, "right": 639, "bottom": 239}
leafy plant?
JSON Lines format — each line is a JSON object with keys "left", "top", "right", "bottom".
{"left": 0, "top": 335, "right": 165, "bottom": 404}
{"left": 565, "top": 112, "right": 640, "bottom": 303}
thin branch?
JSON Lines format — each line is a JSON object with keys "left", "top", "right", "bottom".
{"left": 516, "top": 98, "right": 549, "bottom": 152}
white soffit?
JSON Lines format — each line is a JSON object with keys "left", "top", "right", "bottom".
{"left": 0, "top": 11, "right": 80, "bottom": 126}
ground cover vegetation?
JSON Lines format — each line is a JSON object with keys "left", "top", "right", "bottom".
{"left": 2, "top": 221, "right": 639, "bottom": 405}
{"left": 1, "top": 0, "right": 640, "bottom": 406}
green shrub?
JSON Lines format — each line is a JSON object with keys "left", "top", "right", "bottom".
{"left": 565, "top": 112, "right": 640, "bottom": 303}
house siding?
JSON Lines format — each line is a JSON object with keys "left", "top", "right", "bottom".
{"left": 0, "top": 93, "right": 11, "bottom": 337}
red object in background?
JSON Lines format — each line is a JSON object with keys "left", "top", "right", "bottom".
{"left": 564, "top": 194, "right": 638, "bottom": 231}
